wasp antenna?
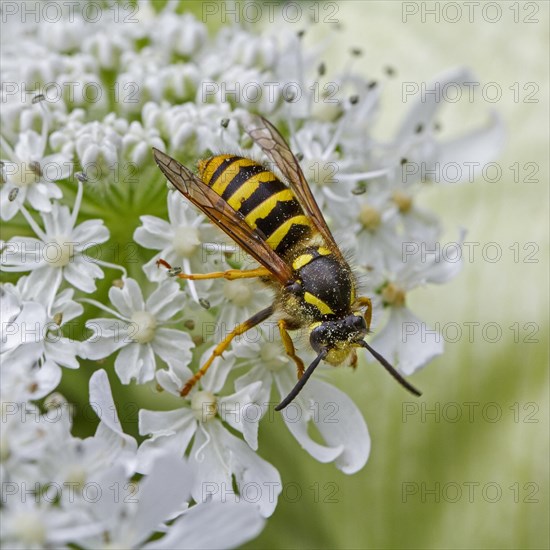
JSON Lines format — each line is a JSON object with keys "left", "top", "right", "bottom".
{"left": 359, "top": 340, "right": 422, "bottom": 397}
{"left": 275, "top": 349, "right": 328, "bottom": 411}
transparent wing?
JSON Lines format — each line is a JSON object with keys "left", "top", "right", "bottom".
{"left": 244, "top": 115, "right": 345, "bottom": 262}
{"left": 152, "top": 148, "right": 294, "bottom": 285}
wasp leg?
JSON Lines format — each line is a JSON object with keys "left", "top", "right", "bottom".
{"left": 355, "top": 296, "right": 373, "bottom": 331}
{"left": 180, "top": 305, "right": 274, "bottom": 397}
{"left": 278, "top": 319, "right": 305, "bottom": 379}
{"left": 157, "top": 258, "right": 271, "bottom": 281}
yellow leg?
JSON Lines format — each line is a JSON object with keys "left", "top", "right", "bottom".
{"left": 157, "top": 258, "right": 270, "bottom": 281}
{"left": 354, "top": 296, "right": 373, "bottom": 331}
{"left": 180, "top": 305, "right": 274, "bottom": 396}
{"left": 278, "top": 319, "right": 305, "bottom": 378}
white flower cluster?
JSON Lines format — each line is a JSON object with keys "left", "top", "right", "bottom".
{"left": 1, "top": 2, "right": 504, "bottom": 548}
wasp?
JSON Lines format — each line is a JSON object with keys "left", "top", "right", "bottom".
{"left": 152, "top": 116, "right": 421, "bottom": 410}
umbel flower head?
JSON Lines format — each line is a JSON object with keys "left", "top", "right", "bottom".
{"left": 0, "top": 3, "right": 504, "bottom": 549}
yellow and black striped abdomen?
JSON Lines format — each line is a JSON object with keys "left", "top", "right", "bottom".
{"left": 198, "top": 155, "right": 313, "bottom": 257}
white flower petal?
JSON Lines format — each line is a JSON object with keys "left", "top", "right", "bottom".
{"left": 121, "top": 454, "right": 192, "bottom": 547}
{"left": 275, "top": 368, "right": 344, "bottom": 465}
{"left": 78, "top": 465, "right": 129, "bottom": 528}
{"left": 1, "top": 344, "right": 43, "bottom": 385}
{"left": 137, "top": 425, "right": 196, "bottom": 475}
{"left": 146, "top": 281, "right": 186, "bottom": 320}
{"left": 0, "top": 284, "right": 21, "bottom": 324}
{"left": 89, "top": 369, "right": 138, "bottom": 449}
{"left": 142, "top": 251, "right": 172, "bottom": 283}
{"left": 234, "top": 362, "right": 273, "bottom": 408}
{"left": 134, "top": 216, "right": 173, "bottom": 249}
{"left": 370, "top": 307, "right": 444, "bottom": 375}
{"left": 218, "top": 381, "right": 263, "bottom": 450}
{"left": 2, "top": 300, "right": 46, "bottom": 350}
{"left": 395, "top": 66, "right": 477, "bottom": 142}
{"left": 1, "top": 350, "right": 61, "bottom": 400}
{"left": 42, "top": 154, "right": 72, "bottom": 180}
{"left": 212, "top": 423, "right": 281, "bottom": 517}
{"left": 30, "top": 359, "right": 63, "bottom": 398}
{"left": 200, "top": 348, "right": 236, "bottom": 394}
{"left": 438, "top": 111, "right": 505, "bottom": 182}
{"left": 72, "top": 219, "right": 110, "bottom": 247}
{"left": 139, "top": 408, "right": 196, "bottom": 438}
{"left": 189, "top": 423, "right": 232, "bottom": 503}
{"left": 64, "top": 257, "right": 104, "bottom": 293}
{"left": 43, "top": 337, "right": 80, "bottom": 369}
{"left": 25, "top": 267, "right": 63, "bottom": 308}
{"left": 89, "top": 369, "right": 126, "bottom": 433}
{"left": 114, "top": 342, "right": 155, "bottom": 384}
{"left": 146, "top": 501, "right": 265, "bottom": 550}
{"left": 1, "top": 236, "right": 44, "bottom": 266}
{"left": 82, "top": 319, "right": 129, "bottom": 360}
{"left": 0, "top": 184, "right": 23, "bottom": 220}
{"left": 26, "top": 186, "right": 54, "bottom": 212}
{"left": 155, "top": 362, "right": 195, "bottom": 395}
{"left": 152, "top": 328, "right": 194, "bottom": 368}
{"left": 300, "top": 379, "right": 370, "bottom": 474}
{"left": 51, "top": 288, "right": 83, "bottom": 323}
{"left": 108, "top": 279, "right": 144, "bottom": 318}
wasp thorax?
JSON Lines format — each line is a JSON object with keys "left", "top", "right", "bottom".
{"left": 173, "top": 226, "right": 201, "bottom": 257}
{"left": 130, "top": 311, "right": 157, "bottom": 344}
{"left": 223, "top": 280, "right": 252, "bottom": 306}
{"left": 382, "top": 282, "right": 406, "bottom": 306}
{"left": 359, "top": 204, "right": 381, "bottom": 231}
{"left": 392, "top": 191, "right": 413, "bottom": 213}
{"left": 191, "top": 391, "right": 217, "bottom": 421}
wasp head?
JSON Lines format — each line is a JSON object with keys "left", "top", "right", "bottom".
{"left": 309, "top": 314, "right": 367, "bottom": 364}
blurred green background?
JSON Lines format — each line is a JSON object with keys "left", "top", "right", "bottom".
{"left": 242, "top": 2, "right": 549, "bottom": 549}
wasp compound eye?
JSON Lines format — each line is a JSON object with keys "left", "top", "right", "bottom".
{"left": 309, "top": 323, "right": 331, "bottom": 352}
{"left": 352, "top": 315, "right": 367, "bottom": 334}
